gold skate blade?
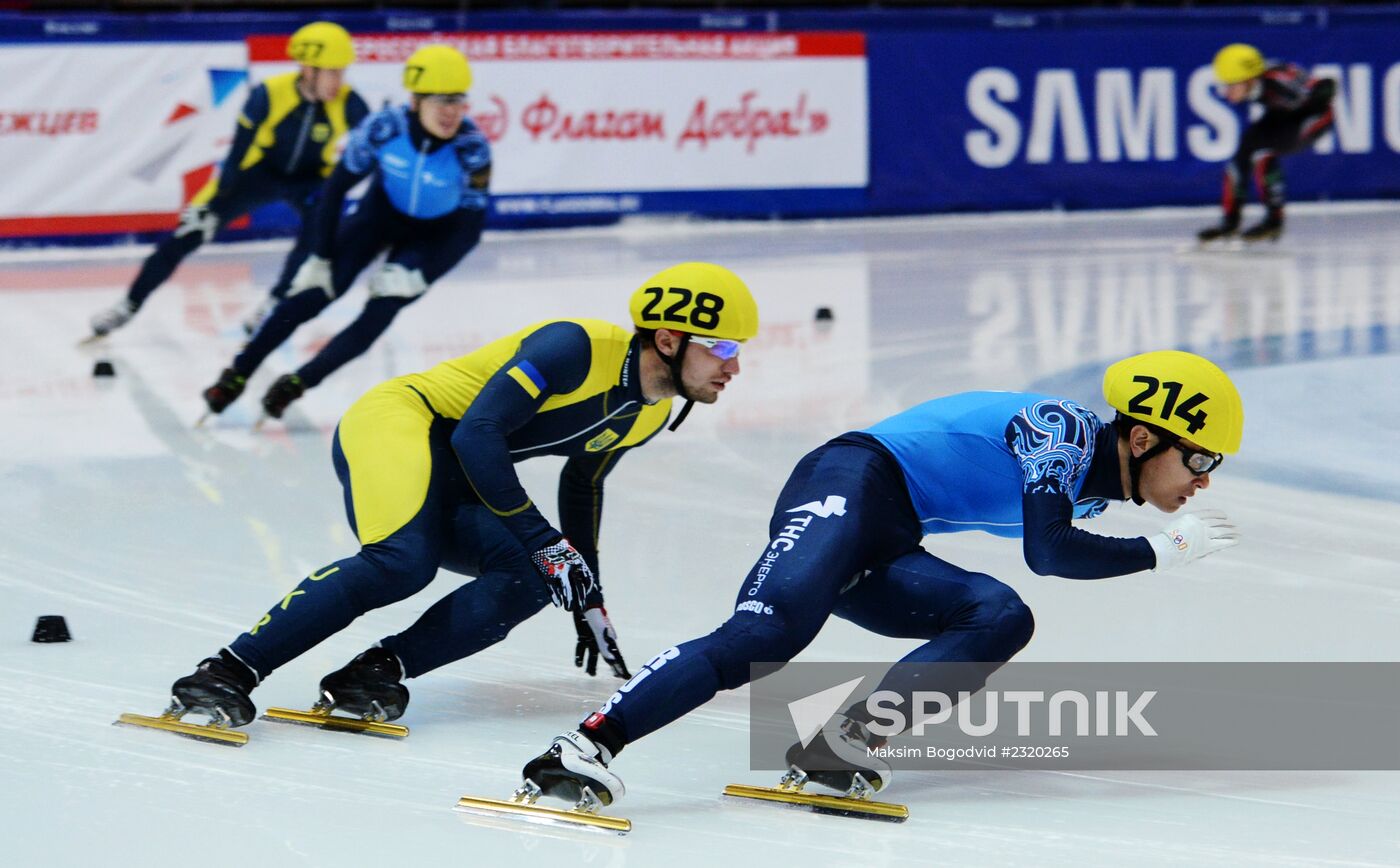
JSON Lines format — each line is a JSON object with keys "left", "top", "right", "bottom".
{"left": 114, "top": 712, "right": 249, "bottom": 746}
{"left": 454, "top": 795, "right": 631, "bottom": 834}
{"left": 722, "top": 783, "right": 908, "bottom": 822}
{"left": 261, "top": 706, "right": 409, "bottom": 738}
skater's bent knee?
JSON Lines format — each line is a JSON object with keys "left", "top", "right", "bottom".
{"left": 341, "top": 552, "right": 438, "bottom": 611}
{"left": 966, "top": 579, "right": 1035, "bottom": 648}
{"left": 999, "top": 596, "right": 1035, "bottom": 653}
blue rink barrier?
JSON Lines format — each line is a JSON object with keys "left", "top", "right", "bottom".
{"left": 3, "top": 6, "right": 1400, "bottom": 243}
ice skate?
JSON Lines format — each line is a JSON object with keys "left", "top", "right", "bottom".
{"left": 1195, "top": 214, "right": 1240, "bottom": 245}
{"left": 115, "top": 649, "right": 258, "bottom": 746}
{"left": 1241, "top": 210, "right": 1284, "bottom": 243}
{"left": 198, "top": 367, "right": 247, "bottom": 425}
{"left": 82, "top": 298, "right": 137, "bottom": 344}
{"left": 262, "top": 646, "right": 410, "bottom": 738}
{"left": 455, "top": 731, "right": 631, "bottom": 834}
{"left": 256, "top": 374, "right": 305, "bottom": 427}
{"left": 724, "top": 716, "right": 907, "bottom": 822}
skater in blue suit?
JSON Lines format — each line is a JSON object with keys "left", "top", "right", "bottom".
{"left": 514, "top": 350, "right": 1244, "bottom": 811}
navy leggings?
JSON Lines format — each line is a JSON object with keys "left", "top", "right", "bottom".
{"left": 228, "top": 422, "right": 551, "bottom": 681}
{"left": 587, "top": 437, "right": 1035, "bottom": 749}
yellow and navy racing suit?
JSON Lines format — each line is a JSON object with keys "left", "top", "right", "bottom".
{"left": 122, "top": 71, "right": 370, "bottom": 309}
{"left": 226, "top": 319, "right": 671, "bottom": 680}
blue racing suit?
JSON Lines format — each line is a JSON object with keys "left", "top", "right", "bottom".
{"left": 580, "top": 392, "right": 1155, "bottom": 753}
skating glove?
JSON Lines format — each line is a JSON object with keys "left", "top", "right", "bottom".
{"left": 530, "top": 537, "right": 598, "bottom": 611}
{"left": 288, "top": 254, "right": 333, "bottom": 299}
{"left": 174, "top": 203, "right": 219, "bottom": 242}
{"left": 573, "top": 605, "right": 631, "bottom": 679}
{"left": 1148, "top": 509, "right": 1240, "bottom": 572}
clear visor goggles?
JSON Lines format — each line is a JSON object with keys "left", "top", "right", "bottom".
{"left": 1171, "top": 441, "right": 1224, "bottom": 475}
{"left": 689, "top": 335, "right": 742, "bottom": 361}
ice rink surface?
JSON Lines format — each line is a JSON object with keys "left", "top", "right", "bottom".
{"left": 3, "top": 203, "right": 1398, "bottom": 866}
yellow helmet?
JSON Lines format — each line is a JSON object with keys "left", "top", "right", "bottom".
{"left": 1212, "top": 43, "right": 1266, "bottom": 85}
{"left": 287, "top": 22, "right": 355, "bottom": 70}
{"left": 1103, "top": 350, "right": 1243, "bottom": 455}
{"left": 403, "top": 45, "right": 473, "bottom": 95}
{"left": 629, "top": 262, "right": 759, "bottom": 341}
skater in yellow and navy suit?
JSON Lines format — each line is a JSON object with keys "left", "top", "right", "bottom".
{"left": 88, "top": 22, "right": 370, "bottom": 339}
{"left": 159, "top": 263, "right": 760, "bottom": 730}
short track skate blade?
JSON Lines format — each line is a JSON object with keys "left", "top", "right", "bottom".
{"left": 454, "top": 794, "right": 631, "bottom": 834}
{"left": 114, "top": 712, "right": 249, "bottom": 746}
{"left": 722, "top": 783, "right": 908, "bottom": 822}
{"left": 260, "top": 706, "right": 409, "bottom": 738}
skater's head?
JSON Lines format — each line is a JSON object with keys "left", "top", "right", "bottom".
{"left": 1212, "top": 43, "right": 1266, "bottom": 104}
{"left": 404, "top": 44, "right": 472, "bottom": 140}
{"left": 1103, "top": 351, "right": 1243, "bottom": 511}
{"left": 630, "top": 262, "right": 759, "bottom": 420}
{"left": 288, "top": 21, "right": 354, "bottom": 103}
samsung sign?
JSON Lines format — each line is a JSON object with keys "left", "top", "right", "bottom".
{"left": 963, "top": 63, "right": 1400, "bottom": 168}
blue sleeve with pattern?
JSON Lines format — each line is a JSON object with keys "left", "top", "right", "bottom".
{"left": 451, "top": 322, "right": 594, "bottom": 553}
{"left": 1006, "top": 401, "right": 1154, "bottom": 579}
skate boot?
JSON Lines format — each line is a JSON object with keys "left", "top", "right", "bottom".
{"left": 317, "top": 646, "right": 409, "bottom": 722}
{"left": 170, "top": 648, "right": 258, "bottom": 728}
{"left": 261, "top": 374, "right": 306, "bottom": 419}
{"left": 520, "top": 730, "right": 626, "bottom": 809}
{"left": 1196, "top": 213, "right": 1241, "bottom": 242}
{"left": 202, "top": 367, "right": 247, "bottom": 415}
{"left": 783, "top": 715, "right": 892, "bottom": 797}
{"left": 1241, "top": 209, "right": 1284, "bottom": 242}
{"left": 89, "top": 298, "right": 138, "bottom": 339}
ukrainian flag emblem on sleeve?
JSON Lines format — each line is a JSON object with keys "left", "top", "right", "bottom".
{"left": 506, "top": 360, "right": 548, "bottom": 399}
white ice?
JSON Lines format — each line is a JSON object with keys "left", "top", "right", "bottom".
{"left": 2, "top": 202, "right": 1398, "bottom": 866}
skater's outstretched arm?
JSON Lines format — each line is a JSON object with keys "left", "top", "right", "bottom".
{"left": 1006, "top": 401, "right": 1155, "bottom": 579}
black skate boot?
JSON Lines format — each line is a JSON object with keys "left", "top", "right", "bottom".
{"left": 1241, "top": 209, "right": 1284, "bottom": 242}
{"left": 783, "top": 715, "right": 893, "bottom": 797}
{"left": 170, "top": 648, "right": 258, "bottom": 727}
{"left": 202, "top": 368, "right": 247, "bottom": 415}
{"left": 520, "top": 730, "right": 626, "bottom": 809}
{"left": 318, "top": 646, "right": 409, "bottom": 722}
{"left": 261, "top": 374, "right": 306, "bottom": 419}
{"left": 1196, "top": 212, "right": 1241, "bottom": 242}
